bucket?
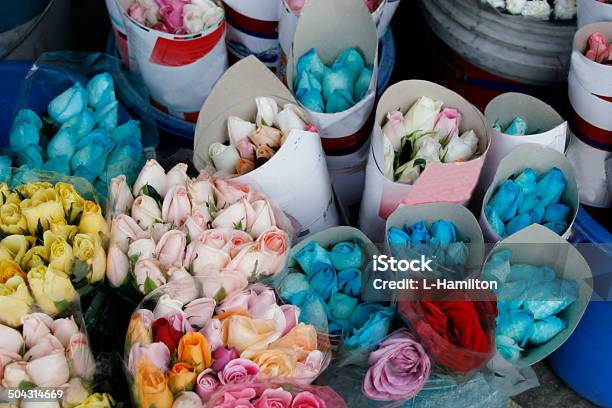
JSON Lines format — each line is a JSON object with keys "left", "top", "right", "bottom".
{"left": 104, "top": 28, "right": 396, "bottom": 142}
{"left": 548, "top": 206, "right": 612, "bottom": 407}
{"left": 419, "top": 0, "right": 575, "bottom": 110}
{"left": 0, "top": 0, "right": 71, "bottom": 60}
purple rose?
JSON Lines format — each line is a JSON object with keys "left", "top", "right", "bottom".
{"left": 362, "top": 329, "right": 430, "bottom": 401}
{"left": 219, "top": 358, "right": 260, "bottom": 384}
{"left": 195, "top": 368, "right": 219, "bottom": 400}
{"left": 211, "top": 346, "right": 239, "bottom": 372}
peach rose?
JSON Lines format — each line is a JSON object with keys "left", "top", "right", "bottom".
{"left": 168, "top": 362, "right": 197, "bottom": 394}
{"left": 162, "top": 185, "right": 192, "bottom": 227}
{"left": 177, "top": 332, "right": 212, "bottom": 372}
{"left": 270, "top": 324, "right": 318, "bottom": 361}
{"left": 134, "top": 358, "right": 174, "bottom": 408}
{"left": 221, "top": 315, "right": 281, "bottom": 353}
{"left": 243, "top": 348, "right": 297, "bottom": 378}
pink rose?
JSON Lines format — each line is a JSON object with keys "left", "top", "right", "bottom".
{"left": 214, "top": 179, "right": 252, "bottom": 208}
{"left": 21, "top": 313, "right": 52, "bottom": 349}
{"left": 111, "top": 214, "right": 147, "bottom": 252}
{"left": 226, "top": 243, "right": 274, "bottom": 281}
{"left": 132, "top": 195, "right": 162, "bottom": 230}
{"left": 133, "top": 159, "right": 167, "bottom": 197}
{"left": 249, "top": 200, "right": 276, "bottom": 239}
{"left": 23, "top": 334, "right": 63, "bottom": 361}
{"left": 162, "top": 185, "right": 192, "bottom": 227}
{"left": 286, "top": 0, "right": 305, "bottom": 12}
{"left": 107, "top": 244, "right": 129, "bottom": 287}
{"left": 216, "top": 288, "right": 251, "bottom": 315}
{"left": 212, "top": 384, "right": 257, "bottom": 406}
{"left": 211, "top": 347, "right": 240, "bottom": 373}
{"left": 381, "top": 110, "right": 407, "bottom": 151}
{"left": 236, "top": 138, "right": 257, "bottom": 162}
{"left": 189, "top": 179, "right": 215, "bottom": 207}
{"left": 128, "top": 238, "right": 157, "bottom": 262}
{"left": 200, "top": 319, "right": 224, "bottom": 351}
{"left": 167, "top": 266, "right": 199, "bottom": 304}
{"left": 156, "top": 230, "right": 186, "bottom": 268}
{"left": 134, "top": 259, "right": 166, "bottom": 294}
{"left": 304, "top": 123, "right": 317, "bottom": 133}
{"left": 51, "top": 316, "right": 80, "bottom": 348}
{"left": 184, "top": 298, "right": 216, "bottom": 328}
{"left": 290, "top": 391, "right": 327, "bottom": 408}
{"left": 295, "top": 350, "right": 324, "bottom": 383}
{"left": 167, "top": 313, "right": 193, "bottom": 333}
{"left": 254, "top": 388, "right": 293, "bottom": 408}
{"left": 156, "top": 0, "right": 188, "bottom": 34}
{"left": 67, "top": 333, "right": 96, "bottom": 381}
{"left": 280, "top": 305, "right": 300, "bottom": 336}
{"left": 185, "top": 229, "right": 232, "bottom": 273}
{"left": 185, "top": 209, "right": 211, "bottom": 241}
{"left": 166, "top": 163, "right": 189, "bottom": 189}
{"left": 129, "top": 3, "right": 146, "bottom": 24}
{"left": 194, "top": 269, "right": 249, "bottom": 300}
{"left": 110, "top": 175, "right": 134, "bottom": 215}
{"left": 212, "top": 199, "right": 256, "bottom": 231}
{"left": 195, "top": 368, "right": 220, "bottom": 400}
{"left": 434, "top": 108, "right": 461, "bottom": 142}
{"left": 128, "top": 342, "right": 172, "bottom": 374}
{"left": 229, "top": 229, "right": 254, "bottom": 258}
{"left": 26, "top": 352, "right": 70, "bottom": 387}
{"left": 152, "top": 294, "right": 183, "bottom": 320}
{"left": 362, "top": 329, "right": 430, "bottom": 401}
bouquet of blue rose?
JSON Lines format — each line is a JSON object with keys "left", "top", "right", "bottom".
{"left": 482, "top": 224, "right": 593, "bottom": 367}
{"left": 385, "top": 203, "right": 485, "bottom": 280}
{"left": 275, "top": 227, "right": 395, "bottom": 366}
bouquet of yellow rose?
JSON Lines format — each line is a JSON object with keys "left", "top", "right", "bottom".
{"left": 0, "top": 179, "right": 108, "bottom": 328}
{"left": 124, "top": 279, "right": 331, "bottom": 408}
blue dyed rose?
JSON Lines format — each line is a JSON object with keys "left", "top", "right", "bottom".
{"left": 293, "top": 241, "right": 333, "bottom": 275}
{"left": 329, "top": 241, "right": 362, "bottom": 270}
{"left": 308, "top": 261, "right": 338, "bottom": 300}
{"left": 48, "top": 82, "right": 87, "bottom": 124}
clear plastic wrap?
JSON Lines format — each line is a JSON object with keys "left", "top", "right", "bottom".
{"left": 123, "top": 279, "right": 332, "bottom": 407}
{"left": 105, "top": 151, "right": 294, "bottom": 301}
{"left": 0, "top": 51, "right": 159, "bottom": 202}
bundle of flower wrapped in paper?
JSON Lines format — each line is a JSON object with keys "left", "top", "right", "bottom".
{"left": 128, "top": 0, "right": 224, "bottom": 34}
{"left": 480, "top": 0, "right": 577, "bottom": 20}
{"left": 0, "top": 181, "right": 107, "bottom": 328}
{"left": 294, "top": 48, "right": 373, "bottom": 114}
{"left": 106, "top": 159, "right": 291, "bottom": 298}
{"left": 208, "top": 97, "right": 316, "bottom": 176}
{"left": 381, "top": 97, "right": 480, "bottom": 184}
{"left": 125, "top": 283, "right": 330, "bottom": 408}
{"left": 5, "top": 73, "right": 144, "bottom": 199}
{"left": 285, "top": 0, "right": 384, "bottom": 13}
{"left": 584, "top": 31, "right": 612, "bottom": 65}
{"left": 484, "top": 248, "right": 578, "bottom": 362}
{"left": 492, "top": 116, "right": 530, "bottom": 135}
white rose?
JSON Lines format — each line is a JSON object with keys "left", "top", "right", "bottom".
{"left": 166, "top": 163, "right": 190, "bottom": 190}
{"left": 132, "top": 159, "right": 168, "bottom": 198}
{"left": 1, "top": 361, "right": 31, "bottom": 388}
{"left": 442, "top": 130, "right": 479, "bottom": 163}
{"left": 521, "top": 0, "right": 551, "bottom": 19}
{"left": 209, "top": 142, "right": 240, "bottom": 174}
{"left": 109, "top": 175, "right": 134, "bottom": 215}
{"left": 128, "top": 238, "right": 157, "bottom": 262}
{"left": 110, "top": 214, "right": 147, "bottom": 252}
{"left": 403, "top": 96, "right": 443, "bottom": 136}
{"left": 106, "top": 244, "right": 129, "bottom": 287}
{"left": 255, "top": 97, "right": 279, "bottom": 127}
{"left": 506, "top": 0, "right": 526, "bottom": 14}
{"left": 382, "top": 110, "right": 407, "bottom": 151}
{"left": 0, "top": 324, "right": 24, "bottom": 354}
{"left": 276, "top": 104, "right": 307, "bottom": 135}
{"left": 415, "top": 137, "right": 442, "bottom": 163}
{"left": 172, "top": 391, "right": 203, "bottom": 408}
{"left": 134, "top": 259, "right": 166, "bottom": 294}
{"left": 227, "top": 116, "right": 256, "bottom": 146}
{"left": 26, "top": 353, "right": 70, "bottom": 387}
{"left": 131, "top": 195, "right": 162, "bottom": 229}
{"left": 62, "top": 377, "right": 89, "bottom": 407}
{"left": 166, "top": 267, "right": 199, "bottom": 305}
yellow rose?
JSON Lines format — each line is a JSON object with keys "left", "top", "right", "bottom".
{"left": 43, "top": 231, "right": 74, "bottom": 274}
{"left": 20, "top": 189, "right": 65, "bottom": 236}
{"left": 15, "top": 182, "right": 53, "bottom": 198}
{"left": 167, "top": 362, "right": 197, "bottom": 394}
{"left": 134, "top": 359, "right": 173, "bottom": 408}
{"left": 20, "top": 245, "right": 49, "bottom": 271}
{"left": 27, "top": 265, "right": 76, "bottom": 315}
{"left": 0, "top": 189, "right": 21, "bottom": 206}
{"left": 0, "top": 245, "right": 12, "bottom": 262}
{"left": 0, "top": 235, "right": 34, "bottom": 265}
{"left": 269, "top": 323, "right": 318, "bottom": 360}
{"left": 0, "top": 274, "right": 33, "bottom": 327}
{"left": 78, "top": 201, "right": 108, "bottom": 235}
{"left": 73, "top": 233, "right": 106, "bottom": 283}
{"left": 74, "top": 393, "right": 115, "bottom": 408}
{"left": 243, "top": 348, "right": 297, "bottom": 378}
{"left": 0, "top": 203, "right": 28, "bottom": 235}
{"left": 126, "top": 312, "right": 153, "bottom": 351}
{"left": 50, "top": 216, "right": 79, "bottom": 241}
{"left": 221, "top": 315, "right": 280, "bottom": 353}
{"left": 54, "top": 182, "right": 85, "bottom": 224}
{"left": 177, "top": 332, "right": 212, "bottom": 372}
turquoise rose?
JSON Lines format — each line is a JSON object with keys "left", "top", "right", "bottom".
{"left": 505, "top": 213, "right": 534, "bottom": 237}
{"left": 489, "top": 179, "right": 522, "bottom": 222}
{"left": 9, "top": 109, "right": 41, "bottom": 151}
{"left": 543, "top": 203, "right": 570, "bottom": 223}
{"left": 350, "top": 302, "right": 390, "bottom": 328}
{"left": 514, "top": 168, "right": 537, "bottom": 194}
{"left": 16, "top": 145, "right": 44, "bottom": 168}
{"left": 407, "top": 221, "right": 431, "bottom": 244}
{"left": 496, "top": 307, "right": 533, "bottom": 344}
{"left": 287, "top": 289, "right": 328, "bottom": 333}
{"left": 329, "top": 241, "right": 362, "bottom": 270}
{"left": 42, "top": 157, "right": 71, "bottom": 175}
{"left": 296, "top": 48, "right": 326, "bottom": 81}
{"left": 0, "top": 155, "right": 12, "bottom": 183}
{"left": 354, "top": 66, "right": 372, "bottom": 101}
{"left": 279, "top": 272, "right": 312, "bottom": 300}
{"left": 535, "top": 167, "right": 567, "bottom": 207}
{"left": 47, "top": 125, "right": 78, "bottom": 160}
{"left": 332, "top": 47, "right": 365, "bottom": 80}
{"left": 94, "top": 100, "right": 119, "bottom": 131}
{"left": 110, "top": 119, "right": 141, "bottom": 144}
{"left": 328, "top": 292, "right": 358, "bottom": 320}
{"left": 484, "top": 206, "right": 505, "bottom": 237}
{"left": 543, "top": 221, "right": 567, "bottom": 235}
{"left": 344, "top": 308, "right": 394, "bottom": 351}
{"left": 326, "top": 90, "right": 354, "bottom": 113}
{"left": 293, "top": 241, "right": 333, "bottom": 275}
{"left": 87, "top": 72, "right": 116, "bottom": 108}
{"left": 48, "top": 82, "right": 87, "bottom": 124}
{"left": 308, "top": 261, "right": 338, "bottom": 301}
{"left": 337, "top": 267, "right": 361, "bottom": 297}
{"left": 496, "top": 335, "right": 522, "bottom": 362}
{"left": 322, "top": 67, "right": 354, "bottom": 102}
{"left": 296, "top": 89, "right": 324, "bottom": 113}
{"left": 528, "top": 316, "right": 566, "bottom": 344}
{"left": 503, "top": 116, "right": 527, "bottom": 136}
{"left": 70, "top": 129, "right": 115, "bottom": 176}
{"left": 430, "top": 219, "right": 457, "bottom": 246}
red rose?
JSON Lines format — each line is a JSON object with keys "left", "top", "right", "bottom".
{"left": 152, "top": 318, "right": 183, "bottom": 353}
{"left": 399, "top": 288, "right": 497, "bottom": 375}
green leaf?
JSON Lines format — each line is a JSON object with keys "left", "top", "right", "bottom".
{"left": 140, "top": 184, "right": 163, "bottom": 207}
{"left": 414, "top": 158, "right": 427, "bottom": 168}
{"left": 54, "top": 299, "right": 70, "bottom": 314}
{"left": 213, "top": 287, "right": 227, "bottom": 302}
{"left": 77, "top": 283, "right": 95, "bottom": 298}
{"left": 233, "top": 219, "right": 244, "bottom": 231}
{"left": 248, "top": 260, "right": 259, "bottom": 283}
{"left": 207, "top": 198, "right": 218, "bottom": 215}
{"left": 72, "top": 259, "right": 90, "bottom": 281}
{"left": 129, "top": 254, "right": 139, "bottom": 274}
{"left": 261, "top": 117, "right": 268, "bottom": 126}
{"left": 19, "top": 381, "right": 36, "bottom": 391}
{"left": 143, "top": 276, "right": 157, "bottom": 295}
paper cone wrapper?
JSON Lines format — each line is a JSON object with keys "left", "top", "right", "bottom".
{"left": 223, "top": 0, "right": 280, "bottom": 67}
{"left": 117, "top": 0, "right": 228, "bottom": 121}
{"left": 105, "top": 0, "right": 130, "bottom": 66}
{"left": 479, "top": 144, "right": 579, "bottom": 243}
{"left": 481, "top": 93, "right": 568, "bottom": 192}
{"left": 358, "top": 80, "right": 490, "bottom": 242}
{"left": 577, "top": 0, "right": 612, "bottom": 28}
{"left": 385, "top": 203, "right": 485, "bottom": 273}
{"left": 377, "top": 0, "right": 401, "bottom": 37}
{"left": 566, "top": 132, "right": 612, "bottom": 207}
{"left": 326, "top": 137, "right": 371, "bottom": 210}
{"left": 286, "top": 0, "right": 379, "bottom": 155}
{"left": 484, "top": 224, "right": 593, "bottom": 367}
{"left": 193, "top": 56, "right": 339, "bottom": 237}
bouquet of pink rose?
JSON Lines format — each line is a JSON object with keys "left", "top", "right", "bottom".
{"left": 124, "top": 280, "right": 331, "bottom": 408}
{"left": 206, "top": 378, "right": 347, "bottom": 408}
{"left": 105, "top": 159, "right": 292, "bottom": 298}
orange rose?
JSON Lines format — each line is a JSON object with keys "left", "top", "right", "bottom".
{"left": 242, "top": 348, "right": 297, "bottom": 378}
{"left": 221, "top": 315, "right": 281, "bottom": 353}
{"left": 167, "top": 362, "right": 197, "bottom": 394}
{"left": 270, "top": 323, "right": 318, "bottom": 360}
{"left": 125, "top": 311, "right": 153, "bottom": 351}
{"left": 134, "top": 359, "right": 173, "bottom": 408}
{"left": 177, "top": 332, "right": 212, "bottom": 372}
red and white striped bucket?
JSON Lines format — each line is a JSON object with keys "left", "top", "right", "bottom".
{"left": 222, "top": 0, "right": 279, "bottom": 69}
{"left": 566, "top": 22, "right": 612, "bottom": 208}
{"left": 105, "top": 0, "right": 130, "bottom": 67}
